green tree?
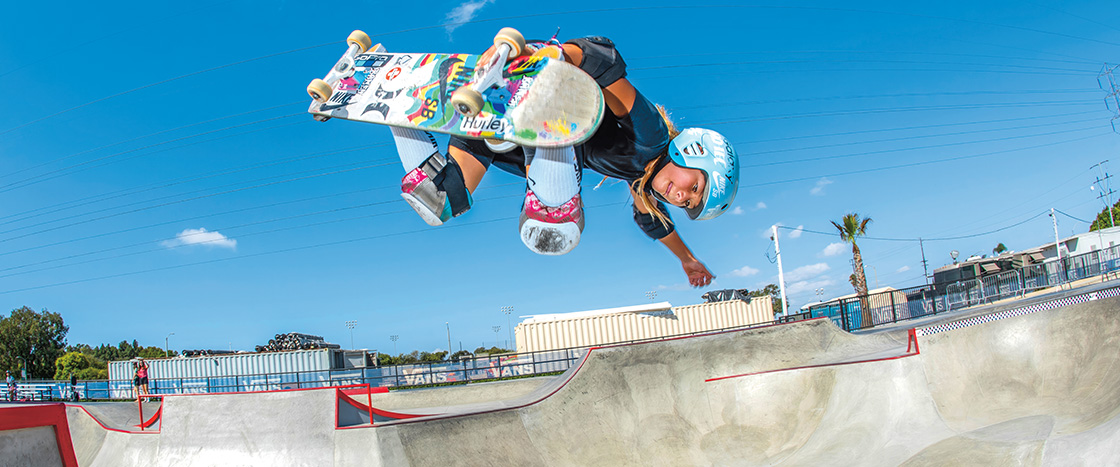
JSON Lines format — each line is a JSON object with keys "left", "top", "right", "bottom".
{"left": 449, "top": 350, "right": 473, "bottom": 362}
{"left": 993, "top": 243, "right": 1008, "bottom": 256}
{"left": 396, "top": 351, "right": 420, "bottom": 365}
{"left": 746, "top": 284, "right": 784, "bottom": 316}
{"left": 474, "top": 346, "right": 512, "bottom": 356}
{"left": 0, "top": 307, "right": 68, "bottom": 379}
{"left": 418, "top": 351, "right": 447, "bottom": 363}
{"left": 831, "top": 213, "right": 873, "bottom": 325}
{"left": 1090, "top": 200, "right": 1120, "bottom": 232}
{"left": 53, "top": 351, "right": 107, "bottom": 380}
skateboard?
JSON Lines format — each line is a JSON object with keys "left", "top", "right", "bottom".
{"left": 306, "top": 28, "right": 605, "bottom": 148}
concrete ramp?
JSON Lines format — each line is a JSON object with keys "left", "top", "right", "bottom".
{"left": 48, "top": 286, "right": 1120, "bottom": 465}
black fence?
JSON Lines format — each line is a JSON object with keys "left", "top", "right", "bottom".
{"left": 9, "top": 314, "right": 815, "bottom": 400}
{"left": 806, "top": 243, "right": 1120, "bottom": 331}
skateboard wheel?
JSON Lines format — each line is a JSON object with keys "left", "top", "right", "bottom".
{"left": 494, "top": 27, "right": 525, "bottom": 57}
{"left": 307, "top": 79, "right": 333, "bottom": 103}
{"left": 347, "top": 30, "right": 372, "bottom": 53}
{"left": 451, "top": 88, "right": 484, "bottom": 117}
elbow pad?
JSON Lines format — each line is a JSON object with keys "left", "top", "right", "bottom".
{"left": 566, "top": 36, "right": 628, "bottom": 88}
{"left": 633, "top": 202, "right": 675, "bottom": 240}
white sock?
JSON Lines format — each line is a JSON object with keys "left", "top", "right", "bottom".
{"left": 391, "top": 127, "right": 440, "bottom": 171}
{"left": 526, "top": 146, "right": 579, "bottom": 207}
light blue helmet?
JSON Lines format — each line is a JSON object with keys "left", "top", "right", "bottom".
{"left": 666, "top": 128, "right": 739, "bottom": 220}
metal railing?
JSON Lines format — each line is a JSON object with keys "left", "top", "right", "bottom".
{"left": 15, "top": 313, "right": 811, "bottom": 400}
{"left": 807, "top": 243, "right": 1120, "bottom": 332}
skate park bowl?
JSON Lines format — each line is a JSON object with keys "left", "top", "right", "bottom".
{"left": 5, "top": 283, "right": 1120, "bottom": 466}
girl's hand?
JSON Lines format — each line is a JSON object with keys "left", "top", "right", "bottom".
{"left": 682, "top": 258, "right": 714, "bottom": 288}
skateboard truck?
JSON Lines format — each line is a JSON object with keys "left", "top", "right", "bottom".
{"left": 449, "top": 28, "right": 526, "bottom": 118}
{"left": 307, "top": 30, "right": 378, "bottom": 104}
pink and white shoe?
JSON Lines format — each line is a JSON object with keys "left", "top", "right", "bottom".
{"left": 400, "top": 166, "right": 451, "bottom": 226}
{"left": 519, "top": 189, "right": 584, "bottom": 255}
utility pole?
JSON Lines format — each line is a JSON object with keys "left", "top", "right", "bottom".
{"left": 445, "top": 322, "right": 452, "bottom": 358}
{"left": 919, "top": 238, "right": 930, "bottom": 286}
{"left": 1051, "top": 208, "right": 1064, "bottom": 284}
{"left": 771, "top": 225, "right": 789, "bottom": 317}
{"left": 1101, "top": 63, "right": 1120, "bottom": 134}
{"left": 1091, "top": 160, "right": 1116, "bottom": 228}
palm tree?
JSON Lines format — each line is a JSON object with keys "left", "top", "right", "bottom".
{"left": 992, "top": 243, "right": 1008, "bottom": 256}
{"left": 831, "top": 213, "right": 872, "bottom": 325}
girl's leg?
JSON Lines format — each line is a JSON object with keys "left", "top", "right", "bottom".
{"left": 393, "top": 128, "right": 483, "bottom": 226}
{"left": 520, "top": 145, "right": 583, "bottom": 255}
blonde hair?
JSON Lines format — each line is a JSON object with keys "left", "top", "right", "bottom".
{"left": 631, "top": 104, "right": 682, "bottom": 228}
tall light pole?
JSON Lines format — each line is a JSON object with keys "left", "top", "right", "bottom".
{"left": 1051, "top": 208, "right": 1064, "bottom": 282}
{"left": 645, "top": 290, "right": 657, "bottom": 301}
{"left": 493, "top": 326, "right": 501, "bottom": 347}
{"left": 446, "top": 322, "right": 452, "bottom": 357}
{"left": 390, "top": 335, "right": 399, "bottom": 355}
{"left": 501, "top": 306, "right": 513, "bottom": 349}
{"left": 165, "top": 333, "right": 174, "bottom": 358}
{"left": 771, "top": 225, "right": 789, "bottom": 317}
{"left": 345, "top": 320, "right": 357, "bottom": 349}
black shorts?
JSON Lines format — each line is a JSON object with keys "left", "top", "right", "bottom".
{"left": 134, "top": 376, "right": 148, "bottom": 386}
{"left": 448, "top": 137, "right": 530, "bottom": 177}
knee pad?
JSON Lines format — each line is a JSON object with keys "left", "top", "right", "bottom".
{"left": 422, "top": 153, "right": 473, "bottom": 217}
{"left": 566, "top": 36, "right": 627, "bottom": 87}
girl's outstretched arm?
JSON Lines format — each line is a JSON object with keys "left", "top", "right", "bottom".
{"left": 658, "top": 231, "right": 715, "bottom": 288}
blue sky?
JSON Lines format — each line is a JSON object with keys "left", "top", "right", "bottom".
{"left": 2, "top": 1, "right": 1118, "bottom": 355}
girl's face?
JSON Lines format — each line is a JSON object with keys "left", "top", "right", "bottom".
{"left": 651, "top": 162, "right": 706, "bottom": 210}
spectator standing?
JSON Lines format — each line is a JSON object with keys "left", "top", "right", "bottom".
{"left": 5, "top": 370, "right": 15, "bottom": 401}
{"left": 136, "top": 359, "right": 150, "bottom": 399}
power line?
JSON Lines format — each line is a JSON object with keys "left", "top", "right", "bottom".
{"left": 745, "top": 133, "right": 1109, "bottom": 189}
{"left": 0, "top": 199, "right": 629, "bottom": 295}
{"left": 777, "top": 210, "right": 1051, "bottom": 243}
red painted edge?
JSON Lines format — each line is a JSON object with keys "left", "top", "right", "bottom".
{"left": 63, "top": 404, "right": 159, "bottom": 435}
{"left": 342, "top": 387, "right": 388, "bottom": 396}
{"left": 335, "top": 318, "right": 824, "bottom": 429}
{"left": 135, "top": 405, "right": 162, "bottom": 429}
{"left": 705, "top": 327, "right": 925, "bottom": 382}
{"left": 0, "top": 404, "right": 79, "bottom": 467}
{"left": 337, "top": 389, "right": 437, "bottom": 420}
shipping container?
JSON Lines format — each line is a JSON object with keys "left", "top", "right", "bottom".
{"left": 108, "top": 349, "right": 370, "bottom": 397}
{"left": 514, "top": 297, "right": 773, "bottom": 353}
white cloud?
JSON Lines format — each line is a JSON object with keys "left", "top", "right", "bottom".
{"left": 786, "top": 263, "right": 830, "bottom": 282}
{"left": 729, "top": 265, "right": 760, "bottom": 277}
{"left": 162, "top": 228, "right": 237, "bottom": 250}
{"left": 789, "top": 225, "right": 804, "bottom": 239}
{"left": 754, "top": 202, "right": 767, "bottom": 211}
{"left": 731, "top": 206, "right": 745, "bottom": 215}
{"left": 787, "top": 278, "right": 836, "bottom": 296}
{"left": 810, "top": 177, "right": 833, "bottom": 196}
{"left": 445, "top": 0, "right": 495, "bottom": 35}
{"left": 656, "top": 282, "right": 698, "bottom": 292}
{"left": 821, "top": 242, "right": 847, "bottom": 257}
{"left": 896, "top": 265, "right": 911, "bottom": 273}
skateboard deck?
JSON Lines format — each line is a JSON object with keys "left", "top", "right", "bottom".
{"left": 307, "top": 52, "right": 605, "bottom": 147}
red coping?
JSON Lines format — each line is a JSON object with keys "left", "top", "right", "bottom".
{"left": 0, "top": 403, "right": 79, "bottom": 467}
{"left": 705, "top": 327, "right": 923, "bottom": 383}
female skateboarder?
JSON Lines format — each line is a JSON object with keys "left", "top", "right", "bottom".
{"left": 391, "top": 35, "right": 739, "bottom": 288}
